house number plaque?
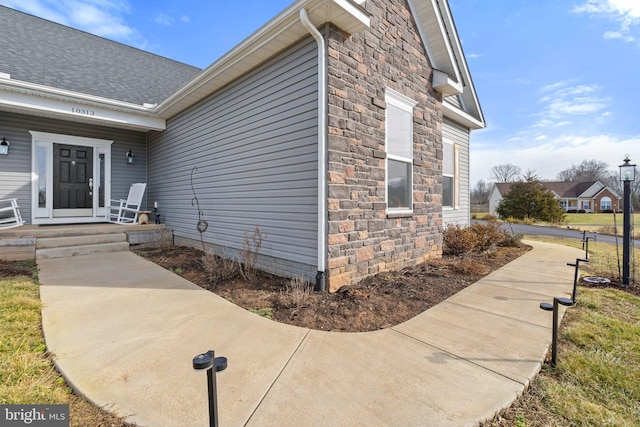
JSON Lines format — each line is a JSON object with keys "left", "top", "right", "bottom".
{"left": 71, "top": 107, "right": 95, "bottom": 116}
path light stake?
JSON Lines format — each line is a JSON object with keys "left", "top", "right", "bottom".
{"left": 567, "top": 258, "right": 589, "bottom": 302}
{"left": 582, "top": 237, "right": 591, "bottom": 260}
{"left": 539, "top": 297, "right": 574, "bottom": 368}
{"left": 193, "top": 350, "right": 228, "bottom": 427}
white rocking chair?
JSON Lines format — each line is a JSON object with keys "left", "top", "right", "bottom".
{"left": 106, "top": 183, "right": 147, "bottom": 225}
{"left": 0, "top": 198, "right": 24, "bottom": 229}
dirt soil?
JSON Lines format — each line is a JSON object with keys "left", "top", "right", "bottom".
{"left": 133, "top": 245, "right": 530, "bottom": 332}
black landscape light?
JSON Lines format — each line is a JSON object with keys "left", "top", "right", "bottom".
{"left": 540, "top": 297, "right": 574, "bottom": 368}
{"left": 193, "top": 350, "right": 228, "bottom": 427}
{"left": 567, "top": 258, "right": 589, "bottom": 302}
{"left": 581, "top": 237, "right": 592, "bottom": 260}
{"left": 619, "top": 155, "right": 636, "bottom": 285}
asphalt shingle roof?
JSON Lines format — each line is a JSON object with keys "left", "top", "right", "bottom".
{"left": 0, "top": 5, "right": 202, "bottom": 105}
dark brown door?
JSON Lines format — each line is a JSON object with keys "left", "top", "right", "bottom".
{"left": 53, "top": 144, "right": 93, "bottom": 209}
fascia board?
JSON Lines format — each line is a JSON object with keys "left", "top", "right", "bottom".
{"left": 156, "top": 0, "right": 369, "bottom": 119}
{"left": 437, "top": 0, "right": 485, "bottom": 125}
{"left": 443, "top": 101, "right": 484, "bottom": 130}
{"left": 0, "top": 79, "right": 165, "bottom": 131}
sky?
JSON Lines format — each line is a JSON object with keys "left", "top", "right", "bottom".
{"left": 1, "top": 0, "right": 639, "bottom": 185}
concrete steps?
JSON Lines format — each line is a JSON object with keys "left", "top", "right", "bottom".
{"left": 36, "top": 229, "right": 129, "bottom": 260}
{"left": 1, "top": 223, "right": 171, "bottom": 261}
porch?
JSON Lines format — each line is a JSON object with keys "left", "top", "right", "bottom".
{"left": 0, "top": 223, "right": 172, "bottom": 261}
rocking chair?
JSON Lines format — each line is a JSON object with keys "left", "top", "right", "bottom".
{"left": 106, "top": 183, "right": 147, "bottom": 225}
{"left": 0, "top": 198, "right": 24, "bottom": 229}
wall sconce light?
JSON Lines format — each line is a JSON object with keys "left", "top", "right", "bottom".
{"left": 125, "top": 149, "right": 135, "bottom": 165}
{"left": 0, "top": 137, "right": 9, "bottom": 156}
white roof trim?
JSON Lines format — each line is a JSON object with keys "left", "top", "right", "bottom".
{"left": 443, "top": 100, "right": 483, "bottom": 130}
{"left": 156, "top": 0, "right": 370, "bottom": 119}
{"left": 0, "top": 76, "right": 166, "bottom": 131}
{"left": 408, "top": 0, "right": 485, "bottom": 128}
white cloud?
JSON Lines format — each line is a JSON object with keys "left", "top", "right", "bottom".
{"left": 154, "top": 13, "right": 174, "bottom": 26}
{"left": 604, "top": 30, "right": 635, "bottom": 41}
{"left": 535, "top": 82, "right": 610, "bottom": 127}
{"left": 0, "top": 0, "right": 145, "bottom": 47}
{"left": 572, "top": 0, "right": 640, "bottom": 42}
{"left": 154, "top": 12, "right": 190, "bottom": 26}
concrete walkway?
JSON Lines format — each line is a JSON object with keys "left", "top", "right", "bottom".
{"left": 37, "top": 240, "right": 583, "bottom": 427}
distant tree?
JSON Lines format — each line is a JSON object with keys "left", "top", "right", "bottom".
{"left": 556, "top": 159, "right": 609, "bottom": 182}
{"left": 490, "top": 163, "right": 521, "bottom": 183}
{"left": 470, "top": 179, "right": 492, "bottom": 204}
{"left": 602, "top": 171, "right": 623, "bottom": 196}
{"left": 602, "top": 168, "right": 640, "bottom": 210}
{"left": 522, "top": 169, "right": 539, "bottom": 182}
{"left": 496, "top": 181, "right": 565, "bottom": 223}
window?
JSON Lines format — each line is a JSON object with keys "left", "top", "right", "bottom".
{"left": 443, "top": 141, "right": 459, "bottom": 208}
{"left": 386, "top": 89, "right": 417, "bottom": 211}
{"left": 600, "top": 197, "right": 612, "bottom": 211}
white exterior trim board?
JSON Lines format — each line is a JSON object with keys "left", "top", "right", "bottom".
{"left": 0, "top": 79, "right": 166, "bottom": 131}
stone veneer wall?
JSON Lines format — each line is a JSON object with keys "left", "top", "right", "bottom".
{"left": 325, "top": 0, "right": 444, "bottom": 292}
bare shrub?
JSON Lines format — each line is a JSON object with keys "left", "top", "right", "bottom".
{"left": 443, "top": 224, "right": 477, "bottom": 255}
{"left": 201, "top": 250, "right": 238, "bottom": 286}
{"left": 239, "top": 226, "right": 265, "bottom": 283}
{"left": 453, "top": 258, "right": 490, "bottom": 275}
{"left": 281, "top": 276, "right": 313, "bottom": 309}
{"left": 443, "top": 222, "right": 521, "bottom": 255}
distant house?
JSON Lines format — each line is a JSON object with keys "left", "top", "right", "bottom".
{"left": 489, "top": 181, "right": 622, "bottom": 215}
{"left": 0, "top": 0, "right": 484, "bottom": 291}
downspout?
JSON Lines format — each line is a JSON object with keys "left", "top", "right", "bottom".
{"left": 300, "top": 9, "right": 327, "bottom": 292}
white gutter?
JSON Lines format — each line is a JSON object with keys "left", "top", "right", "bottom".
{"left": 300, "top": 8, "right": 328, "bottom": 291}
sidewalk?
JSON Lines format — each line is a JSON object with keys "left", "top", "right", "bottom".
{"left": 37, "top": 240, "right": 583, "bottom": 426}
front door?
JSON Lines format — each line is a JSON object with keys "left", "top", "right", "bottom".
{"left": 53, "top": 144, "right": 93, "bottom": 217}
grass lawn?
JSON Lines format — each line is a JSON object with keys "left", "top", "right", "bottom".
{"left": 0, "top": 262, "right": 132, "bottom": 427}
{"left": 485, "top": 236, "right": 640, "bottom": 426}
{"left": 563, "top": 212, "right": 640, "bottom": 225}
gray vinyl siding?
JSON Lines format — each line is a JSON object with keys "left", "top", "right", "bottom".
{"left": 147, "top": 37, "right": 319, "bottom": 280}
{"left": 444, "top": 95, "right": 463, "bottom": 110}
{"left": 442, "top": 118, "right": 470, "bottom": 226}
{"left": 0, "top": 111, "right": 147, "bottom": 223}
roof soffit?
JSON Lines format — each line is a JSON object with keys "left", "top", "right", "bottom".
{"left": 408, "top": 0, "right": 485, "bottom": 128}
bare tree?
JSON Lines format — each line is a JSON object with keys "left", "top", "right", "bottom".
{"left": 471, "top": 179, "right": 492, "bottom": 204}
{"left": 556, "top": 159, "right": 609, "bottom": 182}
{"left": 522, "top": 169, "right": 539, "bottom": 182}
{"left": 490, "top": 163, "right": 521, "bottom": 183}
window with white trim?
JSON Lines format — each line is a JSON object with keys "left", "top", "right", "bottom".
{"left": 386, "top": 89, "right": 417, "bottom": 211}
{"left": 600, "top": 197, "right": 612, "bottom": 211}
{"left": 443, "top": 141, "right": 459, "bottom": 208}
